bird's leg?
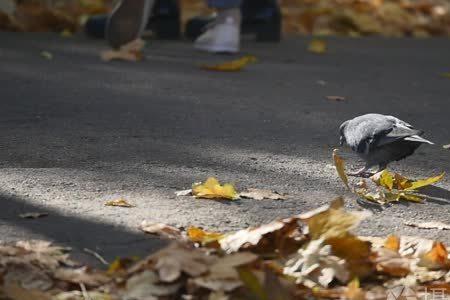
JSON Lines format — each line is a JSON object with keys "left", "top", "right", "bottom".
{"left": 376, "top": 163, "right": 387, "bottom": 173}
{"left": 347, "top": 166, "right": 373, "bottom": 178}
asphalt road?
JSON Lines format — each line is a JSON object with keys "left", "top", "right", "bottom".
{"left": 1, "top": 32, "right": 449, "bottom": 266}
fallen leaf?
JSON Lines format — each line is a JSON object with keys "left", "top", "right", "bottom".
{"left": 53, "top": 291, "right": 111, "bottom": 300}
{"left": 124, "top": 270, "right": 180, "bottom": 299}
{"left": 239, "top": 188, "right": 287, "bottom": 200}
{"left": 104, "top": 198, "right": 134, "bottom": 207}
{"left": 100, "top": 39, "right": 145, "bottom": 62}
{"left": 175, "top": 189, "right": 192, "bottom": 196}
{"left": 53, "top": 267, "right": 110, "bottom": 286}
{"left": 19, "top": 212, "right": 48, "bottom": 219}
{"left": 308, "top": 39, "right": 327, "bottom": 54}
{"left": 326, "top": 96, "right": 346, "bottom": 101}
{"left": 283, "top": 238, "right": 349, "bottom": 287}
{"left": 139, "top": 221, "right": 183, "bottom": 240}
{"left": 379, "top": 170, "right": 394, "bottom": 190}
{"left": 40, "top": 51, "right": 53, "bottom": 60}
{"left": 345, "top": 278, "right": 365, "bottom": 300}
{"left": 219, "top": 216, "right": 304, "bottom": 255}
{"left": 404, "top": 172, "right": 445, "bottom": 191}
{"left": 299, "top": 197, "right": 371, "bottom": 240}
{"left": 374, "top": 248, "right": 411, "bottom": 277}
{"left": 192, "top": 177, "right": 238, "bottom": 200}
{"left": 332, "top": 149, "right": 349, "bottom": 189}
{"left": 150, "top": 243, "right": 214, "bottom": 282}
{"left": 404, "top": 221, "right": 450, "bottom": 230}
{"left": 384, "top": 235, "right": 400, "bottom": 252}
{"left": 418, "top": 242, "right": 449, "bottom": 270}
{"left": 2, "top": 282, "right": 52, "bottom": 300}
{"left": 187, "top": 226, "right": 224, "bottom": 246}
{"left": 201, "top": 55, "right": 257, "bottom": 72}
{"left": 443, "top": 144, "right": 450, "bottom": 149}
{"left": 327, "top": 235, "right": 373, "bottom": 279}
{"left": 192, "top": 253, "right": 258, "bottom": 293}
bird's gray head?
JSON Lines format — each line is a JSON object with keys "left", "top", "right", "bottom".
{"left": 339, "top": 120, "right": 349, "bottom": 146}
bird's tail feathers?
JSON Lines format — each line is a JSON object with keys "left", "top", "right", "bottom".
{"left": 404, "top": 135, "right": 434, "bottom": 144}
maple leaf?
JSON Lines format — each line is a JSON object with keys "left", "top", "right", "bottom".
{"left": 418, "top": 242, "right": 449, "bottom": 270}
{"left": 192, "top": 177, "right": 238, "bottom": 200}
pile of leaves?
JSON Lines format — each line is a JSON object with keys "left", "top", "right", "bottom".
{"left": 2, "top": 197, "right": 450, "bottom": 299}
{"left": 281, "top": 0, "right": 450, "bottom": 36}
{"left": 1, "top": 0, "right": 450, "bottom": 37}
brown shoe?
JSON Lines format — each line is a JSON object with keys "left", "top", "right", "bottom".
{"left": 106, "top": 0, "right": 154, "bottom": 49}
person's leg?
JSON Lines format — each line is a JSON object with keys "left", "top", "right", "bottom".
{"left": 105, "top": 0, "right": 154, "bottom": 49}
{"left": 194, "top": 0, "right": 242, "bottom": 53}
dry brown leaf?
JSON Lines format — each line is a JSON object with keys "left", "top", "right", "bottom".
{"left": 332, "top": 149, "right": 349, "bottom": 189}
{"left": 19, "top": 212, "right": 48, "bottom": 219}
{"left": 308, "top": 39, "right": 327, "bottom": 54}
{"left": 219, "top": 216, "right": 304, "bottom": 255}
{"left": 201, "top": 56, "right": 257, "bottom": 72}
{"left": 139, "top": 221, "right": 183, "bottom": 240}
{"left": 404, "top": 221, "right": 450, "bottom": 230}
{"left": 149, "top": 243, "right": 215, "bottom": 282}
{"left": 374, "top": 248, "right": 411, "bottom": 277}
{"left": 192, "top": 177, "right": 238, "bottom": 200}
{"left": 104, "top": 198, "right": 134, "bottom": 207}
{"left": 327, "top": 235, "right": 373, "bottom": 279}
{"left": 326, "top": 96, "right": 346, "bottom": 102}
{"left": 239, "top": 188, "right": 287, "bottom": 200}
{"left": 418, "top": 242, "right": 449, "bottom": 270}
{"left": 192, "top": 252, "right": 258, "bottom": 292}
{"left": 100, "top": 39, "right": 145, "bottom": 62}
{"left": 124, "top": 270, "right": 180, "bottom": 299}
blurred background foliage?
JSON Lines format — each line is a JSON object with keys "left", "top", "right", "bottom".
{"left": 0, "top": 0, "right": 449, "bottom": 36}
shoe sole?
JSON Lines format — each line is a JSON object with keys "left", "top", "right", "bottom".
{"left": 106, "top": 0, "right": 153, "bottom": 49}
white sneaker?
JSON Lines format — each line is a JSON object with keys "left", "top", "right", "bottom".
{"left": 194, "top": 8, "right": 241, "bottom": 54}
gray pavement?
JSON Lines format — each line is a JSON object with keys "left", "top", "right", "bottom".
{"left": 1, "top": 32, "right": 450, "bottom": 266}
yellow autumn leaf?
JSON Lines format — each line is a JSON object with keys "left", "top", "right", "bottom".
{"left": 332, "top": 149, "right": 349, "bottom": 189}
{"left": 201, "top": 55, "right": 257, "bottom": 72}
{"left": 308, "top": 39, "right": 327, "bottom": 54}
{"left": 192, "top": 177, "right": 238, "bottom": 200}
{"left": 384, "top": 235, "right": 400, "bottom": 252}
{"left": 379, "top": 170, "right": 394, "bottom": 190}
{"left": 104, "top": 198, "right": 134, "bottom": 207}
{"left": 187, "top": 226, "right": 224, "bottom": 245}
{"left": 404, "top": 172, "right": 445, "bottom": 191}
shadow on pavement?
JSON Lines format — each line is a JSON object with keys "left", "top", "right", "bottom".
{"left": 0, "top": 192, "right": 167, "bottom": 268}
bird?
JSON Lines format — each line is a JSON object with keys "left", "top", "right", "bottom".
{"left": 339, "top": 113, "right": 433, "bottom": 177}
